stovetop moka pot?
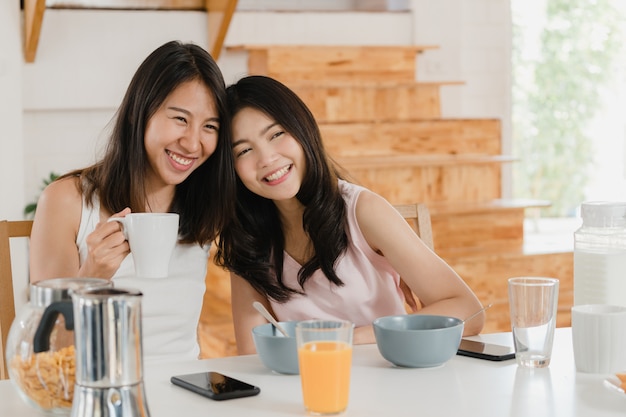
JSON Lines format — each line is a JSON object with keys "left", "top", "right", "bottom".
{"left": 33, "top": 286, "right": 150, "bottom": 417}
{"left": 6, "top": 278, "right": 112, "bottom": 415}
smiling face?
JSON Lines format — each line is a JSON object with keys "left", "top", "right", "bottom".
{"left": 144, "top": 78, "right": 219, "bottom": 192}
{"left": 231, "top": 107, "right": 306, "bottom": 202}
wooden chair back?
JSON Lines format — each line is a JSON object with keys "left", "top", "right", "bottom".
{"left": 0, "top": 220, "right": 33, "bottom": 380}
{"left": 392, "top": 204, "right": 434, "bottom": 313}
{"left": 393, "top": 203, "right": 434, "bottom": 251}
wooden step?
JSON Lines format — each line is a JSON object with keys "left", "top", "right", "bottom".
{"left": 291, "top": 81, "right": 463, "bottom": 122}
{"left": 336, "top": 154, "right": 515, "bottom": 169}
{"left": 433, "top": 209, "right": 523, "bottom": 256}
{"left": 428, "top": 198, "right": 552, "bottom": 215}
{"left": 428, "top": 199, "right": 552, "bottom": 256}
{"left": 337, "top": 155, "right": 514, "bottom": 204}
{"left": 228, "top": 44, "right": 438, "bottom": 82}
{"left": 322, "top": 118, "right": 501, "bottom": 156}
{"left": 445, "top": 250, "right": 573, "bottom": 333}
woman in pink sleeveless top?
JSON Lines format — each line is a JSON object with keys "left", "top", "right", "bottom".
{"left": 217, "top": 75, "right": 485, "bottom": 354}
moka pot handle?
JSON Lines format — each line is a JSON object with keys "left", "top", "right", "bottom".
{"left": 33, "top": 301, "right": 74, "bottom": 353}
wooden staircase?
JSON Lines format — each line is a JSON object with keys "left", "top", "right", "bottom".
{"left": 197, "top": 44, "right": 573, "bottom": 358}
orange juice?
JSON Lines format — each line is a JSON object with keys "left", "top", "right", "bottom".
{"left": 298, "top": 341, "right": 352, "bottom": 414}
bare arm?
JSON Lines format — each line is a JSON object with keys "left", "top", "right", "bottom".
{"left": 29, "top": 177, "right": 131, "bottom": 283}
{"left": 230, "top": 272, "right": 273, "bottom": 355}
{"left": 355, "top": 191, "right": 485, "bottom": 336}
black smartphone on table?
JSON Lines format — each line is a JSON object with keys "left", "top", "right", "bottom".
{"left": 457, "top": 338, "right": 516, "bottom": 361}
{"left": 171, "top": 371, "right": 260, "bottom": 401}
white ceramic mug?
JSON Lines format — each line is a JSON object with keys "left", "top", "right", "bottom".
{"left": 108, "top": 213, "right": 179, "bottom": 278}
{"left": 571, "top": 304, "right": 626, "bottom": 374}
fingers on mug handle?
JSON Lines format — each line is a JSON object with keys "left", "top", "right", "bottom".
{"left": 107, "top": 217, "right": 129, "bottom": 240}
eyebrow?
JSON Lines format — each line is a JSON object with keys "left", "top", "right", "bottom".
{"left": 232, "top": 122, "right": 279, "bottom": 148}
{"left": 168, "top": 106, "right": 191, "bottom": 115}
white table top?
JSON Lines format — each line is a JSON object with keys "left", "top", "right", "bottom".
{"left": 1, "top": 328, "right": 624, "bottom": 416}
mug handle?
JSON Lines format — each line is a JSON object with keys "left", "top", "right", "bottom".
{"left": 107, "top": 217, "right": 129, "bottom": 240}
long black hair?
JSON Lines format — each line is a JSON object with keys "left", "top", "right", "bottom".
{"left": 60, "top": 41, "right": 236, "bottom": 245}
{"left": 216, "top": 75, "right": 348, "bottom": 301}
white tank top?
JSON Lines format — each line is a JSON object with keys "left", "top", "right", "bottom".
{"left": 76, "top": 196, "right": 209, "bottom": 362}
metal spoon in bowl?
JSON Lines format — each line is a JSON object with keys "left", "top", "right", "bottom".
{"left": 252, "top": 301, "right": 290, "bottom": 337}
{"left": 463, "top": 303, "right": 493, "bottom": 324}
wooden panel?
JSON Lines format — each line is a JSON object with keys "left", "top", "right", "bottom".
{"left": 0, "top": 220, "right": 33, "bottom": 380}
{"left": 428, "top": 198, "right": 551, "bottom": 215}
{"left": 23, "top": 0, "right": 46, "bottom": 63}
{"left": 344, "top": 163, "right": 504, "bottom": 204}
{"left": 337, "top": 155, "right": 514, "bottom": 169}
{"left": 429, "top": 200, "right": 551, "bottom": 256}
{"left": 432, "top": 209, "right": 525, "bottom": 256}
{"left": 292, "top": 82, "right": 454, "bottom": 122}
{"left": 230, "top": 45, "right": 438, "bottom": 82}
{"left": 198, "top": 245, "right": 237, "bottom": 358}
{"left": 322, "top": 119, "right": 501, "bottom": 156}
{"left": 207, "top": 0, "right": 238, "bottom": 60}
{"left": 449, "top": 251, "right": 573, "bottom": 333}
{"left": 47, "top": 0, "right": 205, "bottom": 8}
{"left": 428, "top": 199, "right": 552, "bottom": 256}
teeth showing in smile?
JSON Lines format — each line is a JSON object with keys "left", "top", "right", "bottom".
{"left": 167, "top": 150, "right": 193, "bottom": 166}
{"left": 265, "top": 166, "right": 290, "bottom": 182}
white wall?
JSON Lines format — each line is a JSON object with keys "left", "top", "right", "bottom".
{"left": 1, "top": 2, "right": 25, "bottom": 219}
{"left": 412, "top": 0, "right": 512, "bottom": 196}
{"left": 1, "top": 1, "right": 29, "bottom": 309}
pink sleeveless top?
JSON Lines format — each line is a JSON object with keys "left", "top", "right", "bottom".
{"left": 270, "top": 180, "right": 406, "bottom": 327}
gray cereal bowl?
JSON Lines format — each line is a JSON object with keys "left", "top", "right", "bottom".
{"left": 252, "top": 321, "right": 299, "bottom": 374}
{"left": 373, "top": 314, "right": 464, "bottom": 368}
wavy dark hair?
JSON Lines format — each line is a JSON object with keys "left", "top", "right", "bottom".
{"left": 59, "top": 40, "right": 236, "bottom": 245}
{"left": 216, "top": 75, "right": 348, "bottom": 302}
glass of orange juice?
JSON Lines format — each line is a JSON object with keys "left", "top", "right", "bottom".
{"left": 295, "top": 320, "right": 354, "bottom": 415}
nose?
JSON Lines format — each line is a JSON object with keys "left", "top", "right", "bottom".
{"left": 178, "top": 126, "right": 202, "bottom": 153}
{"left": 256, "top": 142, "right": 278, "bottom": 168}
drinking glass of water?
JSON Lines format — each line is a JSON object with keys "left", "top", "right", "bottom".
{"left": 508, "top": 277, "right": 559, "bottom": 368}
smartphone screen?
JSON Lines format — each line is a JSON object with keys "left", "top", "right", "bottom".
{"left": 457, "top": 338, "right": 516, "bottom": 361}
{"left": 171, "top": 371, "right": 260, "bottom": 401}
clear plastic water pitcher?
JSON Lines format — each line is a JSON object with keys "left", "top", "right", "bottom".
{"left": 573, "top": 202, "right": 626, "bottom": 306}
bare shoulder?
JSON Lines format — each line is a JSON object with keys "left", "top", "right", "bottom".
{"left": 353, "top": 189, "right": 409, "bottom": 246}
{"left": 34, "top": 176, "right": 83, "bottom": 232}
{"left": 354, "top": 189, "right": 400, "bottom": 224}
{"left": 30, "top": 175, "right": 85, "bottom": 282}
{"left": 38, "top": 176, "right": 82, "bottom": 207}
